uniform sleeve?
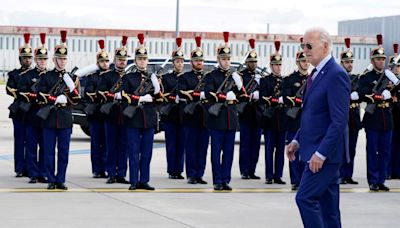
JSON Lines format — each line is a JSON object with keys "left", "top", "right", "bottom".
{"left": 6, "top": 71, "right": 18, "bottom": 98}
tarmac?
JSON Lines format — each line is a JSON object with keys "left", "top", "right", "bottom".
{"left": 0, "top": 85, "right": 399, "bottom": 228}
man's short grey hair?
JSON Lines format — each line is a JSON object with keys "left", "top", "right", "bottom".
{"left": 305, "top": 27, "right": 332, "bottom": 50}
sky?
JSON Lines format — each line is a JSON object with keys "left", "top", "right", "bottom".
{"left": 0, "top": 0, "right": 399, "bottom": 35}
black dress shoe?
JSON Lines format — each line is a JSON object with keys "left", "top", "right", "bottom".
{"left": 93, "top": 173, "right": 102, "bottom": 178}
{"left": 265, "top": 178, "right": 273, "bottom": 184}
{"left": 38, "top": 177, "right": 48, "bottom": 183}
{"left": 56, "top": 183, "right": 68, "bottom": 190}
{"left": 378, "top": 184, "right": 390, "bottom": 191}
{"left": 168, "top": 174, "right": 177, "bottom": 179}
{"left": 116, "top": 177, "right": 129, "bottom": 184}
{"left": 345, "top": 177, "right": 358, "bottom": 185}
{"left": 196, "top": 177, "right": 208, "bottom": 184}
{"left": 222, "top": 183, "right": 232, "bottom": 191}
{"left": 274, "top": 178, "right": 286, "bottom": 185}
{"left": 249, "top": 174, "right": 261, "bottom": 180}
{"left": 291, "top": 184, "right": 299, "bottom": 191}
{"left": 175, "top": 174, "right": 185, "bottom": 179}
{"left": 106, "top": 177, "right": 116, "bottom": 184}
{"left": 128, "top": 184, "right": 137, "bottom": 190}
{"left": 138, "top": 183, "right": 155, "bottom": 190}
{"left": 15, "top": 172, "right": 24, "bottom": 178}
{"left": 340, "top": 178, "right": 347, "bottom": 184}
{"left": 99, "top": 172, "right": 108, "bottom": 178}
{"left": 241, "top": 174, "right": 250, "bottom": 180}
{"left": 29, "top": 178, "right": 37, "bottom": 184}
{"left": 47, "top": 183, "right": 56, "bottom": 190}
{"left": 369, "top": 184, "right": 379, "bottom": 191}
{"left": 213, "top": 184, "right": 223, "bottom": 191}
{"left": 187, "top": 177, "right": 197, "bottom": 184}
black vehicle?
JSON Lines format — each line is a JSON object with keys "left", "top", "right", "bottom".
{"left": 73, "top": 58, "right": 265, "bottom": 136}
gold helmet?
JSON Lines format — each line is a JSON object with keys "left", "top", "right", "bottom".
{"left": 19, "top": 33, "right": 33, "bottom": 57}
{"left": 191, "top": 36, "right": 204, "bottom": 61}
{"left": 370, "top": 34, "right": 386, "bottom": 59}
{"left": 54, "top": 30, "right": 68, "bottom": 58}
{"left": 388, "top": 43, "right": 399, "bottom": 67}
{"left": 217, "top": 31, "right": 231, "bottom": 58}
{"left": 172, "top": 37, "right": 184, "bottom": 60}
{"left": 34, "top": 33, "right": 48, "bottom": 59}
{"left": 246, "top": 38, "right": 257, "bottom": 62}
{"left": 114, "top": 36, "right": 129, "bottom": 60}
{"left": 340, "top": 38, "right": 354, "bottom": 61}
{"left": 96, "top": 39, "right": 109, "bottom": 61}
{"left": 270, "top": 40, "right": 282, "bottom": 64}
{"left": 135, "top": 33, "right": 148, "bottom": 58}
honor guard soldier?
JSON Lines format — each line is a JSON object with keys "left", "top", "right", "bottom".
{"left": 97, "top": 36, "right": 129, "bottom": 184}
{"left": 37, "top": 30, "right": 80, "bottom": 190}
{"left": 178, "top": 36, "right": 209, "bottom": 185}
{"left": 85, "top": 40, "right": 110, "bottom": 179}
{"left": 260, "top": 40, "right": 287, "bottom": 185}
{"left": 18, "top": 33, "right": 48, "bottom": 183}
{"left": 123, "top": 33, "right": 160, "bottom": 191}
{"left": 282, "top": 40, "right": 309, "bottom": 190}
{"left": 237, "top": 38, "right": 262, "bottom": 180}
{"left": 339, "top": 38, "right": 361, "bottom": 185}
{"left": 6, "top": 33, "right": 33, "bottom": 177}
{"left": 389, "top": 43, "right": 400, "bottom": 179}
{"left": 160, "top": 37, "right": 186, "bottom": 180}
{"left": 358, "top": 34, "right": 396, "bottom": 191}
{"left": 205, "top": 32, "right": 243, "bottom": 191}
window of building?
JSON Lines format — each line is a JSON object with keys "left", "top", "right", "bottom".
{"left": 72, "top": 39, "right": 75, "bottom": 52}
{"left": 108, "top": 40, "right": 111, "bottom": 52}
{"left": 207, "top": 43, "right": 210, "bottom": 56}
{"left": 12, "top": 37, "right": 15, "bottom": 50}
{"left": 161, "top": 42, "right": 164, "bottom": 55}
{"left": 89, "top": 40, "right": 93, "bottom": 52}
{"left": 155, "top": 42, "right": 158, "bottom": 54}
{"left": 0, "top": 37, "right": 2, "bottom": 49}
{"left": 78, "top": 40, "right": 81, "bottom": 52}
{"left": 166, "top": 42, "right": 170, "bottom": 54}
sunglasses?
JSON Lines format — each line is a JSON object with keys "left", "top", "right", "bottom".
{"left": 300, "top": 43, "right": 313, "bottom": 50}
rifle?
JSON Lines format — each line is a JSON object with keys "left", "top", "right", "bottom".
{"left": 159, "top": 83, "right": 178, "bottom": 116}
{"left": 99, "top": 73, "right": 124, "bottom": 115}
{"left": 208, "top": 70, "right": 234, "bottom": 116}
{"left": 365, "top": 71, "right": 389, "bottom": 114}
{"left": 262, "top": 76, "right": 283, "bottom": 118}
{"left": 286, "top": 82, "right": 306, "bottom": 119}
{"left": 237, "top": 73, "right": 260, "bottom": 114}
{"left": 183, "top": 73, "right": 208, "bottom": 115}
{"left": 19, "top": 72, "right": 46, "bottom": 113}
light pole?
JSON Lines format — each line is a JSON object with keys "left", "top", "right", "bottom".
{"left": 176, "top": 0, "right": 180, "bottom": 37}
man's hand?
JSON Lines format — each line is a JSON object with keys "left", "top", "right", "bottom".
{"left": 286, "top": 142, "right": 299, "bottom": 162}
{"left": 308, "top": 154, "right": 325, "bottom": 173}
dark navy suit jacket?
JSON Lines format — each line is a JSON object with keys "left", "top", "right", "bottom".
{"left": 295, "top": 57, "right": 350, "bottom": 164}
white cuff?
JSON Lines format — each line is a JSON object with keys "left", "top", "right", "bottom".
{"left": 315, "top": 151, "right": 326, "bottom": 161}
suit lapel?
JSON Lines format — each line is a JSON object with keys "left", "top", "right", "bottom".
{"left": 303, "top": 57, "right": 334, "bottom": 104}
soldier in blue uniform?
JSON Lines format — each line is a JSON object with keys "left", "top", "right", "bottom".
{"left": 18, "top": 33, "right": 48, "bottom": 183}
{"left": 388, "top": 43, "right": 400, "bottom": 179}
{"left": 97, "top": 36, "right": 130, "bottom": 184}
{"left": 178, "top": 36, "right": 209, "bottom": 185}
{"left": 237, "top": 38, "right": 262, "bottom": 180}
{"left": 37, "top": 30, "right": 80, "bottom": 190}
{"left": 160, "top": 38, "right": 185, "bottom": 180}
{"left": 123, "top": 33, "right": 161, "bottom": 191}
{"left": 282, "top": 45, "right": 309, "bottom": 190}
{"left": 205, "top": 32, "right": 243, "bottom": 191}
{"left": 339, "top": 38, "right": 361, "bottom": 185}
{"left": 358, "top": 34, "right": 393, "bottom": 191}
{"left": 85, "top": 40, "right": 110, "bottom": 179}
{"left": 6, "top": 33, "right": 32, "bottom": 177}
{"left": 260, "top": 40, "right": 287, "bottom": 185}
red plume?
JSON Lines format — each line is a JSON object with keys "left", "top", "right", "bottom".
{"left": 393, "top": 43, "right": 398, "bottom": 54}
{"left": 300, "top": 37, "right": 303, "bottom": 43}
{"left": 60, "top": 30, "right": 67, "bottom": 43}
{"left": 274, "top": 40, "right": 281, "bottom": 52}
{"left": 195, "top": 36, "right": 201, "bottom": 48}
{"left": 137, "top": 33, "right": 144, "bottom": 45}
{"left": 377, "top": 34, "right": 383, "bottom": 46}
{"left": 122, "top": 36, "right": 128, "bottom": 47}
{"left": 344, "top": 38, "right": 351, "bottom": 49}
{"left": 249, "top": 38, "right": 255, "bottom": 49}
{"left": 223, "top": 31, "right": 229, "bottom": 44}
{"left": 39, "top": 33, "right": 46, "bottom": 45}
{"left": 176, "top": 37, "right": 182, "bottom": 48}
{"left": 98, "top": 40, "right": 105, "bottom": 50}
{"left": 23, "top": 33, "right": 30, "bottom": 45}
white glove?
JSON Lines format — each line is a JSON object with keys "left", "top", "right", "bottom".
{"left": 139, "top": 94, "right": 153, "bottom": 103}
{"left": 63, "top": 73, "right": 75, "bottom": 92}
{"left": 382, "top": 89, "right": 391, "bottom": 100}
{"left": 226, "top": 91, "right": 236, "bottom": 101}
{"left": 278, "top": 96, "right": 284, "bottom": 104}
{"left": 255, "top": 74, "right": 261, "bottom": 85}
{"left": 350, "top": 91, "right": 359, "bottom": 100}
{"left": 175, "top": 94, "right": 180, "bottom": 104}
{"left": 385, "top": 69, "right": 400, "bottom": 86}
{"left": 151, "top": 73, "right": 161, "bottom": 94}
{"left": 114, "top": 92, "right": 122, "bottom": 100}
{"left": 55, "top": 94, "right": 67, "bottom": 104}
{"left": 251, "top": 90, "right": 259, "bottom": 100}
{"left": 232, "top": 72, "right": 243, "bottom": 90}
{"left": 200, "top": 91, "right": 206, "bottom": 100}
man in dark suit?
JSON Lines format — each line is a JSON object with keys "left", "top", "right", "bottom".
{"left": 286, "top": 28, "right": 350, "bottom": 228}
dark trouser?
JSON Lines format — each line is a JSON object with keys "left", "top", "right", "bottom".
{"left": 164, "top": 122, "right": 185, "bottom": 175}
{"left": 365, "top": 129, "right": 392, "bottom": 185}
{"left": 104, "top": 122, "right": 127, "bottom": 178}
{"left": 184, "top": 126, "right": 209, "bottom": 179}
{"left": 264, "top": 130, "right": 286, "bottom": 179}
{"left": 287, "top": 131, "right": 304, "bottom": 185}
{"left": 390, "top": 130, "right": 400, "bottom": 178}
{"left": 340, "top": 130, "right": 359, "bottom": 179}
{"left": 26, "top": 125, "right": 44, "bottom": 178}
{"left": 126, "top": 127, "right": 155, "bottom": 184}
{"left": 13, "top": 119, "right": 27, "bottom": 174}
{"left": 43, "top": 128, "right": 72, "bottom": 183}
{"left": 90, "top": 121, "right": 107, "bottom": 174}
{"left": 210, "top": 129, "right": 235, "bottom": 185}
{"left": 239, "top": 123, "right": 261, "bottom": 176}
{"left": 296, "top": 163, "right": 342, "bottom": 228}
